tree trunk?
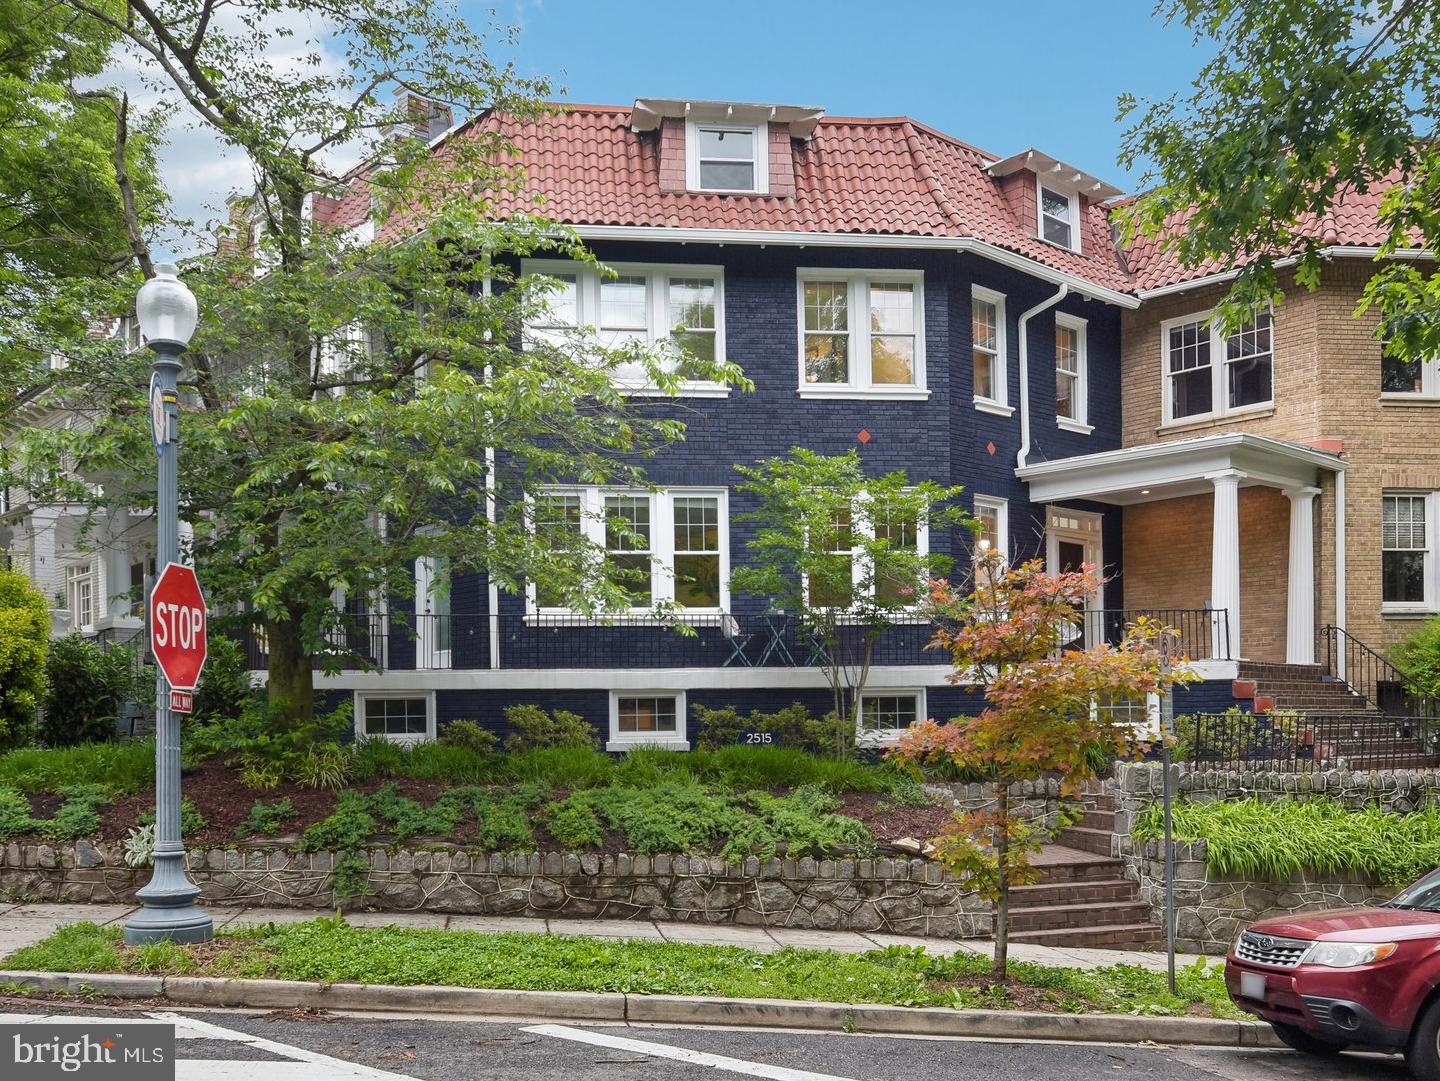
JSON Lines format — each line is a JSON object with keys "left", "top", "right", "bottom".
{"left": 265, "top": 616, "right": 315, "bottom": 722}
{"left": 993, "top": 783, "right": 1010, "bottom": 981}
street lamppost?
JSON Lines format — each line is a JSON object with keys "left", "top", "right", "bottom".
{"left": 124, "top": 264, "right": 214, "bottom": 946}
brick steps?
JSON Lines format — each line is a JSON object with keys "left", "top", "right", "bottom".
{"left": 1009, "top": 878, "right": 1139, "bottom": 906}
{"left": 1055, "top": 826, "right": 1113, "bottom": 856}
{"left": 1010, "top": 923, "right": 1165, "bottom": 948}
{"left": 1010, "top": 840, "right": 1161, "bottom": 950}
{"left": 1008, "top": 900, "right": 1153, "bottom": 933}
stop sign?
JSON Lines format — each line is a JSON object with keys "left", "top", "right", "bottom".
{"left": 149, "top": 562, "right": 208, "bottom": 691}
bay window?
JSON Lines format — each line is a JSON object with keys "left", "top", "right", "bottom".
{"left": 1162, "top": 309, "right": 1273, "bottom": 424}
{"left": 521, "top": 260, "right": 726, "bottom": 394}
{"left": 529, "top": 488, "right": 729, "bottom": 615}
{"left": 797, "top": 270, "right": 926, "bottom": 397}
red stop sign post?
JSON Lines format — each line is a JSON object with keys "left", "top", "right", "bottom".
{"left": 149, "top": 562, "right": 208, "bottom": 691}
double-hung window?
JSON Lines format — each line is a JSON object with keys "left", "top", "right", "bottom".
{"left": 1162, "top": 309, "right": 1273, "bottom": 424}
{"left": 804, "top": 496, "right": 928, "bottom": 611}
{"left": 797, "top": 270, "right": 926, "bottom": 397}
{"left": 529, "top": 488, "right": 729, "bottom": 615}
{"left": 521, "top": 260, "right": 726, "bottom": 395}
{"left": 1038, "top": 181, "right": 1080, "bottom": 252}
{"left": 66, "top": 562, "right": 96, "bottom": 630}
{"left": 1382, "top": 492, "right": 1437, "bottom": 613}
{"left": 1054, "top": 313, "right": 1089, "bottom": 432}
{"left": 972, "top": 496, "right": 1009, "bottom": 562}
{"left": 971, "top": 286, "right": 1009, "bottom": 413}
{"left": 687, "top": 122, "right": 767, "bottom": 194}
{"left": 1381, "top": 338, "right": 1440, "bottom": 398}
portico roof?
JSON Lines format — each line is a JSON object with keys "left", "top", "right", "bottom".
{"left": 1016, "top": 432, "right": 1346, "bottom": 505}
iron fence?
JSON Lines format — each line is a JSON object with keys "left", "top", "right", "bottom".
{"left": 1175, "top": 711, "right": 1440, "bottom": 773}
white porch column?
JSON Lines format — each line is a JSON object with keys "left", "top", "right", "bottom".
{"left": 1208, "top": 470, "right": 1244, "bottom": 659}
{"left": 1284, "top": 486, "right": 1321, "bottom": 665}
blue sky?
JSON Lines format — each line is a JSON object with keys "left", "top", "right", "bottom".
{"left": 479, "top": 0, "right": 1213, "bottom": 189}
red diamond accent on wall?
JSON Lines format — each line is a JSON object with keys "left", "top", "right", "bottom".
{"left": 857, "top": 429, "right": 871, "bottom": 444}
{"left": 986, "top": 441, "right": 997, "bottom": 456}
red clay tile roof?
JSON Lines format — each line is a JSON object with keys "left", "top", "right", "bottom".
{"left": 1120, "top": 167, "right": 1410, "bottom": 291}
{"left": 440, "top": 105, "right": 1136, "bottom": 293}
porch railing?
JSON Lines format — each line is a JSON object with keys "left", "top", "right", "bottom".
{"left": 1177, "top": 710, "right": 1440, "bottom": 773}
{"left": 233, "top": 606, "right": 1231, "bottom": 672}
{"left": 1318, "top": 624, "right": 1432, "bottom": 715}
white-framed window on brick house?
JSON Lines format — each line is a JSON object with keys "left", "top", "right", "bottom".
{"left": 1382, "top": 492, "right": 1437, "bottom": 614}
{"left": 797, "top": 270, "right": 926, "bottom": 398}
{"left": 528, "top": 487, "right": 729, "bottom": 616}
{"left": 521, "top": 260, "right": 727, "bottom": 396}
{"left": 857, "top": 689, "right": 926, "bottom": 744}
{"left": 1381, "top": 337, "right": 1440, "bottom": 398}
{"left": 608, "top": 691, "right": 688, "bottom": 751}
{"left": 354, "top": 691, "right": 436, "bottom": 744}
{"left": 971, "top": 286, "right": 1011, "bottom": 415}
{"left": 972, "top": 495, "right": 1009, "bottom": 562}
{"left": 687, "top": 121, "right": 767, "bottom": 194}
{"left": 1055, "top": 313, "right": 1090, "bottom": 433}
{"left": 1161, "top": 309, "right": 1274, "bottom": 424}
{"left": 1038, "top": 179, "right": 1080, "bottom": 252}
{"left": 65, "top": 561, "right": 96, "bottom": 630}
{"left": 803, "top": 495, "right": 929, "bottom": 611}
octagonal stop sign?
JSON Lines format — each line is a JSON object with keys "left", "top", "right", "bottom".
{"left": 149, "top": 562, "right": 208, "bottom": 691}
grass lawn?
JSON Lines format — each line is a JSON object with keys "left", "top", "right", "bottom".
{"left": 2, "top": 919, "right": 1243, "bottom": 1019}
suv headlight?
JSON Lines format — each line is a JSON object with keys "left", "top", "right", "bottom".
{"left": 1306, "top": 942, "right": 1398, "bottom": 968}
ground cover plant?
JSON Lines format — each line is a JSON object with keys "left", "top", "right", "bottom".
{"left": 1133, "top": 797, "right": 1440, "bottom": 886}
{"left": 2, "top": 920, "right": 1242, "bottom": 1019}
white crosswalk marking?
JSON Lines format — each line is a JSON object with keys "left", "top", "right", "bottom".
{"left": 0, "top": 1011, "right": 407, "bottom": 1079}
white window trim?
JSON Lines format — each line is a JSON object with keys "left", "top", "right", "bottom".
{"left": 526, "top": 486, "right": 730, "bottom": 617}
{"left": 1037, "top": 176, "right": 1081, "bottom": 254}
{"left": 1054, "top": 312, "right": 1092, "bottom": 434}
{"left": 973, "top": 495, "right": 1009, "bottom": 563}
{"left": 686, "top": 119, "right": 768, "bottom": 195}
{"left": 1381, "top": 490, "right": 1439, "bottom": 616}
{"left": 801, "top": 492, "right": 931, "bottom": 613}
{"left": 608, "top": 689, "right": 689, "bottom": 751}
{"left": 1379, "top": 343, "right": 1440, "bottom": 401}
{"left": 855, "top": 688, "right": 927, "bottom": 747}
{"left": 1159, "top": 307, "right": 1275, "bottom": 427}
{"left": 64, "top": 560, "right": 97, "bottom": 631}
{"left": 353, "top": 690, "right": 437, "bottom": 745}
{"left": 795, "top": 269, "right": 928, "bottom": 399}
{"left": 414, "top": 553, "right": 451, "bottom": 671}
{"left": 971, "top": 285, "right": 1010, "bottom": 414}
{"left": 521, "top": 259, "right": 729, "bottom": 397}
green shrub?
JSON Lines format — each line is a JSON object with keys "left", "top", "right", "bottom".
{"left": 439, "top": 720, "right": 498, "bottom": 754}
{"left": 401, "top": 742, "right": 498, "bottom": 785}
{"left": 0, "top": 570, "right": 48, "bottom": 750}
{"left": 498, "top": 746, "right": 614, "bottom": 789}
{"left": 503, "top": 704, "right": 598, "bottom": 752}
{"left": 1394, "top": 616, "right": 1440, "bottom": 704}
{"left": 139, "top": 797, "right": 207, "bottom": 837}
{"left": 188, "top": 699, "right": 353, "bottom": 775}
{"left": 0, "top": 786, "right": 35, "bottom": 839}
{"left": 543, "top": 799, "right": 604, "bottom": 849}
{"left": 40, "top": 784, "right": 111, "bottom": 840}
{"left": 293, "top": 744, "right": 352, "bottom": 790}
{"left": 350, "top": 737, "right": 408, "bottom": 783}
{"left": 190, "top": 635, "right": 254, "bottom": 724}
{"left": 721, "top": 784, "right": 872, "bottom": 862}
{"left": 238, "top": 797, "right": 297, "bottom": 836}
{"left": 39, "top": 635, "right": 146, "bottom": 747}
{"left": 693, "top": 702, "right": 840, "bottom": 753}
{"left": 0, "top": 740, "right": 154, "bottom": 795}
{"left": 1134, "top": 797, "right": 1440, "bottom": 886}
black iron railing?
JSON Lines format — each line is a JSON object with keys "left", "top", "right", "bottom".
{"left": 1079, "top": 608, "right": 1230, "bottom": 662}
{"left": 1319, "top": 624, "right": 1432, "bottom": 716}
{"left": 237, "top": 612, "right": 387, "bottom": 671}
{"left": 1176, "top": 710, "right": 1440, "bottom": 772}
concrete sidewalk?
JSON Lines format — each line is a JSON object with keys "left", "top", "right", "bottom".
{"left": 0, "top": 902, "right": 1210, "bottom": 972}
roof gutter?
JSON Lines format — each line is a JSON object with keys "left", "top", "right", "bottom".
{"left": 567, "top": 224, "right": 1139, "bottom": 309}
{"left": 1015, "top": 284, "right": 1069, "bottom": 470}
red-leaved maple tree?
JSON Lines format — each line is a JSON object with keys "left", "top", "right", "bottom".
{"left": 891, "top": 554, "right": 1196, "bottom": 979}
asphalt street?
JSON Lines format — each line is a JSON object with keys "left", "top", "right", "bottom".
{"left": 0, "top": 1000, "right": 1411, "bottom": 1081}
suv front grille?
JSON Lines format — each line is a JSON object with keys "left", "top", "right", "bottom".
{"left": 1237, "top": 930, "right": 1312, "bottom": 968}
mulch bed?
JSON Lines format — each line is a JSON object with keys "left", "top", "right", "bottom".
{"left": 22, "top": 761, "right": 955, "bottom": 856}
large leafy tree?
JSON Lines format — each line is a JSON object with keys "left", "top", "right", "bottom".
{"left": 4, "top": 2, "right": 743, "bottom": 718}
{"left": 731, "top": 449, "right": 968, "bottom": 754}
{"left": 893, "top": 556, "right": 1193, "bottom": 979}
{"left": 1119, "top": 0, "right": 1439, "bottom": 357}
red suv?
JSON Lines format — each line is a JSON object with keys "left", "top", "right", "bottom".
{"left": 1227, "top": 868, "right": 1440, "bottom": 1078}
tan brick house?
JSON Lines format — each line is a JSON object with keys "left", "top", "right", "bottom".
{"left": 1019, "top": 190, "right": 1437, "bottom": 692}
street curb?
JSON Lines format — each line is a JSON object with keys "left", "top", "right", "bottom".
{"left": 0, "top": 970, "right": 1282, "bottom": 1048}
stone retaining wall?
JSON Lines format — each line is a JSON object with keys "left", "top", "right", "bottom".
{"left": 1113, "top": 763, "right": 1410, "bottom": 952}
{"left": 0, "top": 840, "right": 990, "bottom": 939}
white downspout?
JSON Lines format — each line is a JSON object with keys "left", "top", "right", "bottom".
{"left": 1015, "top": 284, "right": 1069, "bottom": 470}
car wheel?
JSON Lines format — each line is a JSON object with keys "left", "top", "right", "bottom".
{"left": 1407, "top": 999, "right": 1440, "bottom": 1081}
{"left": 1269, "top": 1021, "right": 1350, "bottom": 1056}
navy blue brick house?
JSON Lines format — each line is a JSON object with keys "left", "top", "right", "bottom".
{"left": 316, "top": 99, "right": 1243, "bottom": 748}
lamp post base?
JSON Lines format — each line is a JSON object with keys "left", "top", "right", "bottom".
{"left": 123, "top": 854, "right": 214, "bottom": 945}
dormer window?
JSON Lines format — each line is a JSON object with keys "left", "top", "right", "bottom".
{"left": 687, "top": 121, "right": 767, "bottom": 193}
{"left": 1039, "top": 182, "right": 1079, "bottom": 251}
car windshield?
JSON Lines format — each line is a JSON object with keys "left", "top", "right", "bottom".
{"left": 1386, "top": 869, "right": 1440, "bottom": 912}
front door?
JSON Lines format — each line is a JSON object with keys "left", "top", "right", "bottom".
{"left": 1046, "top": 507, "right": 1104, "bottom": 647}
